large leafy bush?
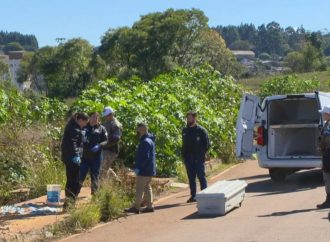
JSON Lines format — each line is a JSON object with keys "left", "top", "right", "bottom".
{"left": 73, "top": 67, "right": 242, "bottom": 176}
{"left": 259, "top": 75, "right": 320, "bottom": 100}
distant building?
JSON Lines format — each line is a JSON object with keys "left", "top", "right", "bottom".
{"left": 232, "top": 50, "right": 256, "bottom": 60}
{"left": 7, "top": 51, "right": 24, "bottom": 87}
{"left": 0, "top": 51, "right": 29, "bottom": 90}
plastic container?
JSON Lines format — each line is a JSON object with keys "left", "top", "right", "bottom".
{"left": 46, "top": 184, "right": 61, "bottom": 205}
{"left": 195, "top": 180, "right": 248, "bottom": 216}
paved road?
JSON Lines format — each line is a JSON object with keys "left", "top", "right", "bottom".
{"left": 63, "top": 160, "right": 330, "bottom": 242}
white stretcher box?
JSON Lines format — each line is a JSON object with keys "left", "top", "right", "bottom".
{"left": 195, "top": 180, "right": 248, "bottom": 216}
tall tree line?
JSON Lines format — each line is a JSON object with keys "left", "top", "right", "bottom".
{"left": 0, "top": 31, "right": 38, "bottom": 52}
{"left": 214, "top": 22, "right": 330, "bottom": 57}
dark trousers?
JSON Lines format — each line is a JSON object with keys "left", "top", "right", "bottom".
{"left": 65, "top": 162, "right": 80, "bottom": 200}
{"left": 79, "top": 157, "right": 102, "bottom": 195}
{"left": 184, "top": 154, "right": 207, "bottom": 198}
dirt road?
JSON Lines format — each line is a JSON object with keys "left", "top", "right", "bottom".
{"left": 62, "top": 160, "right": 330, "bottom": 242}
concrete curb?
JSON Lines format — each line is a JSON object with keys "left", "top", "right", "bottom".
{"left": 58, "top": 162, "right": 242, "bottom": 242}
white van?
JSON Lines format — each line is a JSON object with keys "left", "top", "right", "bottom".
{"left": 236, "top": 92, "right": 330, "bottom": 181}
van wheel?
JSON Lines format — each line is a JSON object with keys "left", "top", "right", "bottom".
{"left": 269, "top": 168, "right": 286, "bottom": 182}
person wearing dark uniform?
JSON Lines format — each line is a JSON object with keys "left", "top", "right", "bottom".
{"left": 182, "top": 111, "right": 210, "bottom": 203}
{"left": 79, "top": 112, "right": 108, "bottom": 195}
{"left": 61, "top": 112, "right": 89, "bottom": 210}
{"left": 317, "top": 107, "right": 330, "bottom": 209}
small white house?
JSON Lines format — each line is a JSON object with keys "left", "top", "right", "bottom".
{"left": 7, "top": 51, "right": 24, "bottom": 87}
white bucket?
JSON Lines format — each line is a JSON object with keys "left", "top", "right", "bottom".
{"left": 47, "top": 184, "right": 61, "bottom": 205}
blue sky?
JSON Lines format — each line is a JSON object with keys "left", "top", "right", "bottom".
{"left": 1, "top": 0, "right": 329, "bottom": 47}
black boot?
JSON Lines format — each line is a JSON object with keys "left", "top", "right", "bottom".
{"left": 63, "top": 197, "right": 75, "bottom": 212}
{"left": 317, "top": 194, "right": 330, "bottom": 209}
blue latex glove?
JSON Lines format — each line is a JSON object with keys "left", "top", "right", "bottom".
{"left": 72, "top": 156, "right": 81, "bottom": 165}
{"left": 91, "top": 144, "right": 101, "bottom": 152}
{"left": 134, "top": 168, "right": 140, "bottom": 176}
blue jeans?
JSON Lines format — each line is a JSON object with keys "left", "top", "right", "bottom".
{"left": 184, "top": 154, "right": 207, "bottom": 198}
{"left": 79, "top": 156, "right": 102, "bottom": 195}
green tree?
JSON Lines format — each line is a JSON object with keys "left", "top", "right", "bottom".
{"left": 256, "top": 22, "right": 288, "bottom": 56}
{"left": 285, "top": 44, "right": 325, "bottom": 72}
{"left": 18, "top": 39, "right": 95, "bottom": 98}
{"left": 229, "top": 40, "right": 252, "bottom": 50}
{"left": 99, "top": 9, "right": 240, "bottom": 80}
{"left": 0, "top": 31, "right": 38, "bottom": 51}
{"left": 3, "top": 42, "right": 24, "bottom": 53}
{"left": 284, "top": 51, "right": 304, "bottom": 72}
{"left": 214, "top": 25, "right": 240, "bottom": 46}
{"left": 0, "top": 60, "right": 9, "bottom": 81}
{"left": 17, "top": 46, "right": 58, "bottom": 93}
{"left": 47, "top": 38, "right": 94, "bottom": 98}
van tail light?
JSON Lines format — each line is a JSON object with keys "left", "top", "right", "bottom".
{"left": 257, "top": 126, "right": 265, "bottom": 146}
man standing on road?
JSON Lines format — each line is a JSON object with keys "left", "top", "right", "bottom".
{"left": 182, "top": 111, "right": 210, "bottom": 203}
{"left": 125, "top": 123, "right": 156, "bottom": 214}
{"left": 317, "top": 107, "right": 330, "bottom": 209}
{"left": 101, "top": 107, "right": 122, "bottom": 180}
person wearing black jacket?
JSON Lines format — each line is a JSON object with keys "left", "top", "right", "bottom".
{"left": 79, "top": 112, "right": 108, "bottom": 195}
{"left": 182, "top": 111, "right": 210, "bottom": 203}
{"left": 61, "top": 112, "right": 89, "bottom": 209}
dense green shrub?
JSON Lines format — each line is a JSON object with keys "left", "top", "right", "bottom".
{"left": 0, "top": 83, "right": 68, "bottom": 204}
{"left": 73, "top": 67, "right": 243, "bottom": 176}
{"left": 259, "top": 75, "right": 320, "bottom": 100}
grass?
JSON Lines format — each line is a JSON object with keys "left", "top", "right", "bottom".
{"left": 206, "top": 160, "right": 240, "bottom": 178}
{"left": 239, "top": 70, "right": 330, "bottom": 92}
{"left": 48, "top": 180, "right": 133, "bottom": 238}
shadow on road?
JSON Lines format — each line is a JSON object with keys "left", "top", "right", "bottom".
{"left": 258, "top": 208, "right": 320, "bottom": 217}
{"left": 245, "top": 169, "right": 324, "bottom": 197}
{"left": 181, "top": 211, "right": 221, "bottom": 220}
{"left": 181, "top": 207, "right": 240, "bottom": 220}
{"left": 154, "top": 203, "right": 185, "bottom": 210}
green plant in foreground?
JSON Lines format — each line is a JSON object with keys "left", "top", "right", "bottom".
{"left": 50, "top": 181, "right": 133, "bottom": 236}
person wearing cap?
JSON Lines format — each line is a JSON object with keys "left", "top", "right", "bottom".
{"left": 182, "top": 111, "right": 210, "bottom": 203}
{"left": 124, "top": 123, "right": 156, "bottom": 214}
{"left": 101, "top": 106, "right": 123, "bottom": 179}
{"left": 317, "top": 106, "right": 330, "bottom": 209}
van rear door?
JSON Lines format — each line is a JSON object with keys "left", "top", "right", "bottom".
{"left": 316, "top": 92, "right": 330, "bottom": 114}
{"left": 236, "top": 94, "right": 260, "bottom": 158}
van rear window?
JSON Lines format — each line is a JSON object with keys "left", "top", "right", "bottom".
{"left": 268, "top": 98, "right": 319, "bottom": 125}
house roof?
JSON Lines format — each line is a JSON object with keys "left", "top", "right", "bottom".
{"left": 232, "top": 50, "right": 255, "bottom": 57}
{"left": 7, "top": 51, "right": 24, "bottom": 60}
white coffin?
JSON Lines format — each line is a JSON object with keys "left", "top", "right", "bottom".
{"left": 195, "top": 180, "right": 248, "bottom": 216}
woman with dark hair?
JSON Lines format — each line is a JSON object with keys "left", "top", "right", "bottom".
{"left": 61, "top": 112, "right": 89, "bottom": 210}
{"left": 79, "top": 112, "right": 108, "bottom": 195}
